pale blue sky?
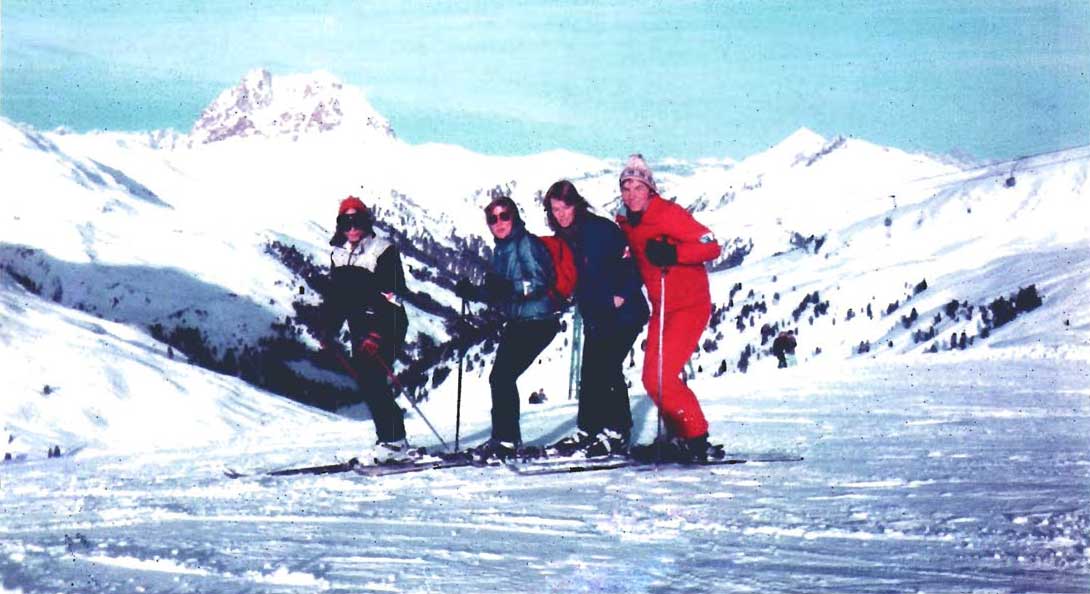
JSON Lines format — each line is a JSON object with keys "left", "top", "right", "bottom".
{"left": 2, "top": 1, "right": 1087, "bottom": 161}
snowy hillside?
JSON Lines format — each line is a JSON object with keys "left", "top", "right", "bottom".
{"left": 687, "top": 143, "right": 1090, "bottom": 379}
{"left": 1, "top": 69, "right": 1089, "bottom": 462}
{"left": 0, "top": 273, "right": 353, "bottom": 459}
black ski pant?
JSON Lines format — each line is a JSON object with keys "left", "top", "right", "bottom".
{"left": 488, "top": 317, "right": 560, "bottom": 444}
{"left": 577, "top": 322, "right": 642, "bottom": 439}
{"left": 352, "top": 347, "right": 406, "bottom": 443}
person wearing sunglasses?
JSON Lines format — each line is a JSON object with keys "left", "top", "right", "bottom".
{"left": 614, "top": 155, "right": 723, "bottom": 463}
{"left": 540, "top": 180, "right": 649, "bottom": 459}
{"left": 454, "top": 196, "right": 560, "bottom": 461}
{"left": 320, "top": 196, "right": 412, "bottom": 464}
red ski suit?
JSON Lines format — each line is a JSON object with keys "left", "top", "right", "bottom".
{"left": 617, "top": 196, "right": 720, "bottom": 439}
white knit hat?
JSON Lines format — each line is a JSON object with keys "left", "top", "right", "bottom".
{"left": 618, "top": 153, "right": 657, "bottom": 193}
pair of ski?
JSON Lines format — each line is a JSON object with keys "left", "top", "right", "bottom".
{"left": 223, "top": 453, "right": 475, "bottom": 479}
{"left": 507, "top": 452, "right": 805, "bottom": 476}
{"left": 224, "top": 451, "right": 802, "bottom": 479}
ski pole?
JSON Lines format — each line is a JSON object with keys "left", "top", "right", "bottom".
{"left": 368, "top": 352, "right": 451, "bottom": 452}
{"left": 455, "top": 298, "right": 466, "bottom": 451}
{"left": 568, "top": 309, "right": 583, "bottom": 401}
{"left": 328, "top": 345, "right": 451, "bottom": 451}
{"left": 656, "top": 266, "right": 666, "bottom": 464}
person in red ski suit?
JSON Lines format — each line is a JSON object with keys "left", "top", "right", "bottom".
{"left": 614, "top": 154, "right": 721, "bottom": 461}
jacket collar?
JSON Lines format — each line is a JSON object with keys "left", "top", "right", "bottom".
{"left": 494, "top": 221, "right": 526, "bottom": 247}
{"left": 621, "top": 194, "right": 662, "bottom": 227}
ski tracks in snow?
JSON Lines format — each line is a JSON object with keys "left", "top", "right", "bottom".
{"left": 2, "top": 360, "right": 1089, "bottom": 593}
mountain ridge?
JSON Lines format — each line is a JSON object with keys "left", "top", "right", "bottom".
{"left": 1, "top": 71, "right": 1087, "bottom": 458}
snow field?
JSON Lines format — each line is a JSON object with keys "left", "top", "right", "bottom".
{"left": 2, "top": 358, "right": 1088, "bottom": 593}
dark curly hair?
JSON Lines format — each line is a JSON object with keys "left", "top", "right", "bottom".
{"left": 542, "top": 180, "right": 591, "bottom": 233}
{"left": 483, "top": 195, "right": 523, "bottom": 226}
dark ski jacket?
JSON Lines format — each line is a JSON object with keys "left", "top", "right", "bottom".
{"left": 490, "top": 222, "right": 558, "bottom": 321}
{"left": 320, "top": 234, "right": 409, "bottom": 353}
{"left": 558, "top": 212, "right": 649, "bottom": 335}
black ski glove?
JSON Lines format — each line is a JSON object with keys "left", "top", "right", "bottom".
{"left": 484, "top": 272, "right": 515, "bottom": 302}
{"left": 645, "top": 238, "right": 678, "bottom": 267}
{"left": 454, "top": 278, "right": 479, "bottom": 301}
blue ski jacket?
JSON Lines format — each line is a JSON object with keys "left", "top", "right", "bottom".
{"left": 490, "top": 222, "right": 558, "bottom": 321}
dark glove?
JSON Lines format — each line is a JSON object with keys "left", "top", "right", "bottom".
{"left": 454, "top": 278, "right": 477, "bottom": 301}
{"left": 358, "top": 331, "right": 382, "bottom": 357}
{"left": 484, "top": 272, "right": 514, "bottom": 302}
{"left": 455, "top": 316, "right": 481, "bottom": 334}
{"left": 645, "top": 238, "right": 678, "bottom": 267}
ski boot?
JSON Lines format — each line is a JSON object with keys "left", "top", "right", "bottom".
{"left": 373, "top": 438, "right": 416, "bottom": 465}
{"left": 470, "top": 438, "right": 518, "bottom": 463}
{"left": 581, "top": 429, "right": 630, "bottom": 458}
{"left": 545, "top": 430, "right": 593, "bottom": 457}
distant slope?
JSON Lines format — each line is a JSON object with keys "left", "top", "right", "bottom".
{"left": 694, "top": 145, "right": 1090, "bottom": 376}
{"left": 0, "top": 274, "right": 345, "bottom": 460}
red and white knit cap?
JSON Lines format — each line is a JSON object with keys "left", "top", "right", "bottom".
{"left": 618, "top": 153, "right": 657, "bottom": 193}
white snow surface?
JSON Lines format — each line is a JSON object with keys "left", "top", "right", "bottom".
{"left": 1, "top": 358, "right": 1088, "bottom": 593}
{"left": 1, "top": 70, "right": 1089, "bottom": 592}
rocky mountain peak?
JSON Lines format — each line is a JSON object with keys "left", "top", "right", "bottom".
{"left": 190, "top": 69, "right": 395, "bottom": 144}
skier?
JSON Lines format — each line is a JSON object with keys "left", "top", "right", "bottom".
{"left": 541, "top": 180, "right": 649, "bottom": 458}
{"left": 772, "top": 330, "right": 797, "bottom": 368}
{"left": 614, "top": 154, "right": 722, "bottom": 462}
{"left": 454, "top": 196, "right": 561, "bottom": 461}
{"left": 319, "top": 196, "right": 412, "bottom": 464}
{"left": 528, "top": 389, "right": 547, "bottom": 404}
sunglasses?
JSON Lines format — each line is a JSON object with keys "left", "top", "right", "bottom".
{"left": 337, "top": 212, "right": 369, "bottom": 231}
{"left": 486, "top": 210, "right": 513, "bottom": 225}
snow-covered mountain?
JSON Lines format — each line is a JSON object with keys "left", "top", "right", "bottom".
{"left": 1, "top": 69, "right": 1088, "bottom": 461}
{"left": 191, "top": 68, "right": 396, "bottom": 144}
